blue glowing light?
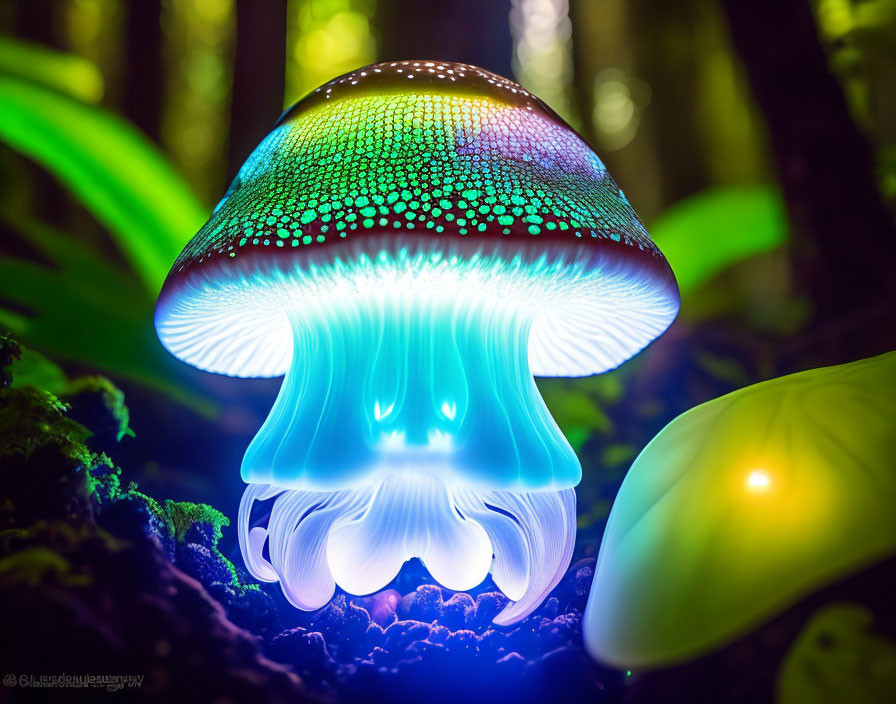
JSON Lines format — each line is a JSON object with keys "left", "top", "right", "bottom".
{"left": 242, "top": 277, "right": 580, "bottom": 491}
{"left": 154, "top": 61, "right": 680, "bottom": 624}
{"left": 156, "top": 240, "right": 675, "bottom": 623}
{"left": 233, "top": 271, "right": 582, "bottom": 623}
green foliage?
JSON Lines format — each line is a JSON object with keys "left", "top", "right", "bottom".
{"left": 0, "top": 74, "right": 205, "bottom": 291}
{"left": 577, "top": 497, "right": 613, "bottom": 529}
{"left": 164, "top": 499, "right": 243, "bottom": 587}
{"left": 165, "top": 500, "right": 230, "bottom": 543}
{"left": 0, "top": 41, "right": 214, "bottom": 412}
{"left": 9, "top": 346, "right": 69, "bottom": 393}
{"left": 694, "top": 351, "right": 752, "bottom": 388}
{"left": 540, "top": 384, "right": 611, "bottom": 452}
{"left": 0, "top": 547, "right": 90, "bottom": 587}
{"left": 0, "top": 216, "right": 214, "bottom": 415}
{"left": 126, "top": 487, "right": 171, "bottom": 534}
{"left": 600, "top": 443, "right": 639, "bottom": 470}
{"left": 814, "top": 0, "right": 896, "bottom": 206}
{"left": 648, "top": 185, "right": 789, "bottom": 298}
{"left": 777, "top": 603, "right": 896, "bottom": 704}
{"left": 64, "top": 376, "right": 134, "bottom": 442}
{"left": 0, "top": 36, "right": 103, "bottom": 103}
{"left": 86, "top": 461, "right": 122, "bottom": 508}
{"left": 538, "top": 370, "right": 629, "bottom": 457}
{"left": 0, "top": 383, "right": 92, "bottom": 464}
{"left": 0, "top": 336, "right": 249, "bottom": 594}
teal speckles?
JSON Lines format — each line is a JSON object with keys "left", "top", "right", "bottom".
{"left": 171, "top": 61, "right": 661, "bottom": 272}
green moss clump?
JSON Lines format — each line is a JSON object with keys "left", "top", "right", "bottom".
{"left": 165, "top": 500, "right": 248, "bottom": 587}
{"left": 84, "top": 458, "right": 121, "bottom": 507}
{"left": 0, "top": 385, "right": 92, "bottom": 465}
{"left": 0, "top": 332, "right": 257, "bottom": 592}
{"left": 165, "top": 500, "right": 229, "bottom": 543}
{"left": 128, "top": 485, "right": 170, "bottom": 530}
{"left": 64, "top": 375, "right": 134, "bottom": 442}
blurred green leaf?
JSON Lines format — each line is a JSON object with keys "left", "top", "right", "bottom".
{"left": 695, "top": 352, "right": 752, "bottom": 387}
{"left": 0, "top": 216, "right": 215, "bottom": 417}
{"left": 575, "top": 371, "right": 626, "bottom": 403}
{"left": 10, "top": 347, "right": 69, "bottom": 393}
{"left": 649, "top": 185, "right": 789, "bottom": 296}
{"left": 539, "top": 381, "right": 612, "bottom": 451}
{"left": 778, "top": 603, "right": 896, "bottom": 704}
{"left": 564, "top": 427, "right": 591, "bottom": 453}
{"left": 0, "top": 37, "right": 104, "bottom": 103}
{"left": 0, "top": 75, "right": 206, "bottom": 292}
{"left": 577, "top": 498, "right": 612, "bottom": 529}
{"left": 601, "top": 443, "right": 639, "bottom": 469}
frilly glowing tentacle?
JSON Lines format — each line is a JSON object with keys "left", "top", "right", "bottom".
{"left": 270, "top": 488, "right": 369, "bottom": 610}
{"left": 239, "top": 479, "right": 575, "bottom": 622}
{"left": 457, "top": 487, "right": 577, "bottom": 625}
{"left": 327, "top": 473, "right": 492, "bottom": 594}
{"left": 452, "top": 488, "right": 531, "bottom": 602}
{"left": 238, "top": 483, "right": 284, "bottom": 582}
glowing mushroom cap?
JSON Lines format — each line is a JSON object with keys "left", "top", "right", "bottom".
{"left": 583, "top": 352, "right": 896, "bottom": 669}
{"left": 155, "top": 60, "right": 678, "bottom": 379}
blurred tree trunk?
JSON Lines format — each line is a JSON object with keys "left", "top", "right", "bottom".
{"left": 227, "top": 0, "right": 287, "bottom": 183}
{"left": 568, "top": 0, "right": 666, "bottom": 219}
{"left": 721, "top": 0, "right": 896, "bottom": 363}
{"left": 567, "top": 0, "right": 602, "bottom": 148}
{"left": 629, "top": 0, "right": 713, "bottom": 207}
{"left": 122, "top": 0, "right": 165, "bottom": 144}
{"left": 12, "top": 0, "right": 62, "bottom": 48}
{"left": 375, "top": 0, "right": 513, "bottom": 77}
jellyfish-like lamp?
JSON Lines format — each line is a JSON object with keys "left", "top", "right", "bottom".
{"left": 155, "top": 61, "right": 679, "bottom": 624}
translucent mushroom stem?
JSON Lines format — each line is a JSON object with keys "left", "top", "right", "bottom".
{"left": 238, "top": 284, "right": 581, "bottom": 622}
{"left": 241, "top": 288, "right": 579, "bottom": 491}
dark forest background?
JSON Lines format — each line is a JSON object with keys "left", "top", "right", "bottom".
{"left": 0, "top": 0, "right": 894, "bottom": 528}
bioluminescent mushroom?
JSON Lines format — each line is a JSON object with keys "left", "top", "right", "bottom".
{"left": 155, "top": 61, "right": 679, "bottom": 624}
{"left": 583, "top": 352, "right": 896, "bottom": 666}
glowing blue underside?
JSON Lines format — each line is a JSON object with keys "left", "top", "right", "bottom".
{"left": 154, "top": 241, "right": 681, "bottom": 379}
{"left": 236, "top": 281, "right": 581, "bottom": 622}
{"left": 155, "top": 244, "right": 678, "bottom": 622}
{"left": 242, "top": 288, "right": 579, "bottom": 491}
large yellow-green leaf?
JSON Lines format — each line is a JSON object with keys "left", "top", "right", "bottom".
{"left": 649, "top": 186, "right": 789, "bottom": 296}
{"left": 584, "top": 352, "right": 896, "bottom": 668}
{"left": 0, "top": 76, "right": 206, "bottom": 292}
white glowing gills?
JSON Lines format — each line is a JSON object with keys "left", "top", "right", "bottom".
{"left": 239, "top": 473, "right": 576, "bottom": 625}
{"left": 154, "top": 61, "right": 679, "bottom": 622}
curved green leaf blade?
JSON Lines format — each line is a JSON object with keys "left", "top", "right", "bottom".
{"left": 649, "top": 185, "right": 789, "bottom": 296}
{"left": 0, "top": 76, "right": 206, "bottom": 291}
{"left": 0, "top": 216, "right": 216, "bottom": 417}
{"left": 0, "top": 37, "right": 104, "bottom": 103}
